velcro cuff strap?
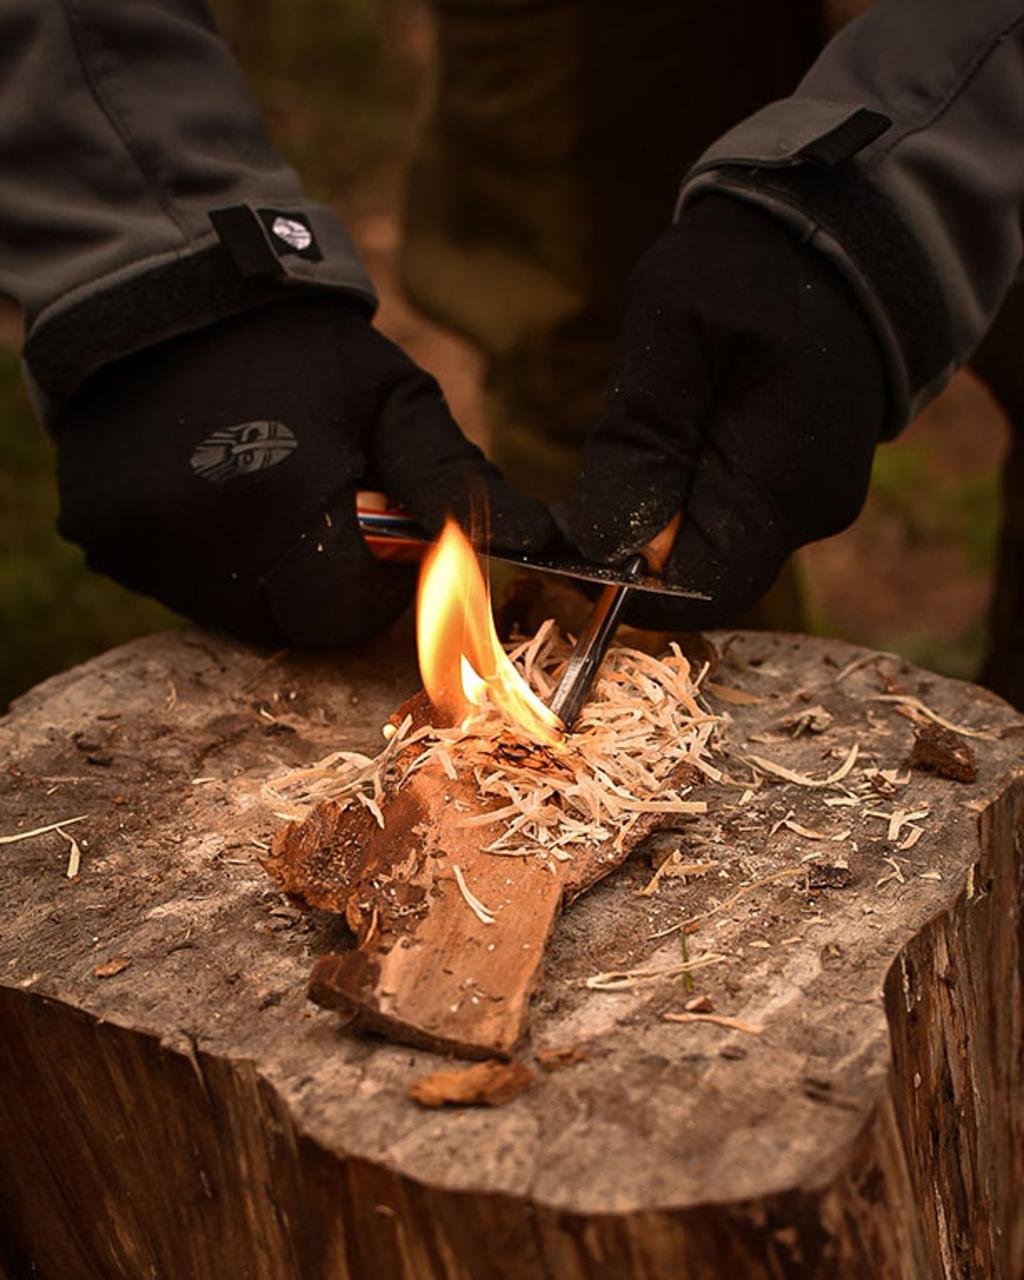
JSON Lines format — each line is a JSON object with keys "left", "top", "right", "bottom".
{"left": 209, "top": 205, "right": 282, "bottom": 278}
{"left": 798, "top": 108, "right": 892, "bottom": 168}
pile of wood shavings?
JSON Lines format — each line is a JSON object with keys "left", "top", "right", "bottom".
{"left": 263, "top": 620, "right": 720, "bottom": 860}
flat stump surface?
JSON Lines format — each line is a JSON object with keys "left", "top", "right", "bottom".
{"left": 0, "top": 623, "right": 1021, "bottom": 1279}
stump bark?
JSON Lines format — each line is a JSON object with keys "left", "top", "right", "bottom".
{"left": 0, "top": 622, "right": 1020, "bottom": 1279}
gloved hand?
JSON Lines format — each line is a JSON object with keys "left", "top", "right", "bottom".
{"left": 55, "top": 295, "right": 554, "bottom": 648}
{"left": 569, "top": 193, "right": 889, "bottom": 628}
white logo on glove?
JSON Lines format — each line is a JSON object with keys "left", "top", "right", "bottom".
{"left": 271, "top": 216, "right": 313, "bottom": 251}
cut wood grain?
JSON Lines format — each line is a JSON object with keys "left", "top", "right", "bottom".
{"left": 1, "top": 628, "right": 1022, "bottom": 1280}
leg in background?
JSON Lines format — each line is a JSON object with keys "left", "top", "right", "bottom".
{"left": 969, "top": 287, "right": 1024, "bottom": 709}
{"left": 401, "top": 0, "right": 825, "bottom": 629}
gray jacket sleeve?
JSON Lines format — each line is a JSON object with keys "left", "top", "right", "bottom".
{"left": 678, "top": 0, "right": 1024, "bottom": 430}
{"left": 0, "top": 1, "right": 377, "bottom": 426}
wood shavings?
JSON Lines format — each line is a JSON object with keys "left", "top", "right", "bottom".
{"left": 897, "top": 826, "right": 924, "bottom": 851}
{"left": 768, "top": 810, "right": 793, "bottom": 838}
{"left": 264, "top": 627, "right": 716, "bottom": 863}
{"left": 452, "top": 864, "right": 496, "bottom": 925}
{"left": 261, "top": 714, "right": 416, "bottom": 822}
{"left": 636, "top": 855, "right": 716, "bottom": 898}
{"left": 664, "top": 1011, "right": 763, "bottom": 1035}
{"left": 869, "top": 694, "right": 1000, "bottom": 741}
{"left": 865, "top": 807, "right": 930, "bottom": 843}
{"left": 0, "top": 815, "right": 89, "bottom": 846}
{"left": 748, "top": 743, "right": 859, "bottom": 789}
{"left": 57, "top": 826, "right": 82, "bottom": 879}
{"left": 918, "top": 870, "right": 943, "bottom": 881}
{"left": 586, "top": 953, "right": 726, "bottom": 992}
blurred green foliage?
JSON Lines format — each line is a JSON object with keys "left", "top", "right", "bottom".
{"left": 0, "top": 352, "right": 178, "bottom": 711}
{"left": 211, "top": 0, "right": 408, "bottom": 202}
{"left": 869, "top": 443, "right": 999, "bottom": 567}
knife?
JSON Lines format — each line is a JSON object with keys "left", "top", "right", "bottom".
{"left": 357, "top": 496, "right": 704, "bottom": 602}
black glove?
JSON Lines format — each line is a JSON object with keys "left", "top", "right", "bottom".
{"left": 55, "top": 295, "right": 554, "bottom": 648}
{"left": 570, "top": 193, "right": 889, "bottom": 628}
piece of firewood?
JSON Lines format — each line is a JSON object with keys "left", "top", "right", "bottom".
{"left": 267, "top": 693, "right": 700, "bottom": 1058}
{"left": 408, "top": 1059, "right": 535, "bottom": 1108}
{"left": 909, "top": 719, "right": 979, "bottom": 783}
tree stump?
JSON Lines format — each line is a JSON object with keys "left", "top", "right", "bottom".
{"left": 0, "top": 622, "right": 1020, "bottom": 1279}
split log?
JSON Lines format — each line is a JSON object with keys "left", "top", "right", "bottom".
{"left": 0, "top": 624, "right": 1021, "bottom": 1279}
{"left": 266, "top": 695, "right": 700, "bottom": 1057}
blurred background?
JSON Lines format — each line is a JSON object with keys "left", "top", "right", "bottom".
{"left": 0, "top": 0, "right": 1010, "bottom": 712}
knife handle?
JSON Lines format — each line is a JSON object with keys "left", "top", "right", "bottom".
{"left": 640, "top": 510, "right": 682, "bottom": 574}
{"left": 356, "top": 492, "right": 430, "bottom": 564}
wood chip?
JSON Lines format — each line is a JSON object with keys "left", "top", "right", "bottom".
{"left": 748, "top": 742, "right": 859, "bottom": 789}
{"left": 636, "top": 855, "right": 716, "bottom": 898}
{"left": 806, "top": 863, "right": 853, "bottom": 890}
{"left": 832, "top": 650, "right": 899, "bottom": 683}
{"left": 0, "top": 815, "right": 88, "bottom": 846}
{"left": 586, "top": 953, "right": 726, "bottom": 992}
{"left": 782, "top": 818, "right": 848, "bottom": 842}
{"left": 536, "top": 1045, "right": 588, "bottom": 1072}
{"left": 684, "top": 994, "right": 715, "bottom": 1013}
{"left": 869, "top": 694, "right": 999, "bottom": 741}
{"left": 866, "top": 807, "right": 930, "bottom": 843}
{"left": 909, "top": 721, "right": 979, "bottom": 783}
{"left": 876, "top": 856, "right": 907, "bottom": 889}
{"left": 57, "top": 826, "right": 82, "bottom": 879}
{"left": 705, "top": 682, "right": 767, "bottom": 706}
{"left": 778, "top": 705, "right": 833, "bottom": 736}
{"left": 897, "top": 826, "right": 924, "bottom": 851}
{"left": 94, "top": 955, "right": 131, "bottom": 979}
{"left": 664, "top": 1011, "right": 763, "bottom": 1035}
{"left": 409, "top": 1059, "right": 535, "bottom": 1108}
{"left": 451, "top": 863, "right": 496, "bottom": 925}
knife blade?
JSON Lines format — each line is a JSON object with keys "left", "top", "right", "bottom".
{"left": 356, "top": 497, "right": 708, "bottom": 602}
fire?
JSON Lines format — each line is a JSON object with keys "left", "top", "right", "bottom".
{"left": 417, "top": 519, "right": 563, "bottom": 747}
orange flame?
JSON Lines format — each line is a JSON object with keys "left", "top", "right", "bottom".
{"left": 417, "top": 518, "right": 562, "bottom": 747}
